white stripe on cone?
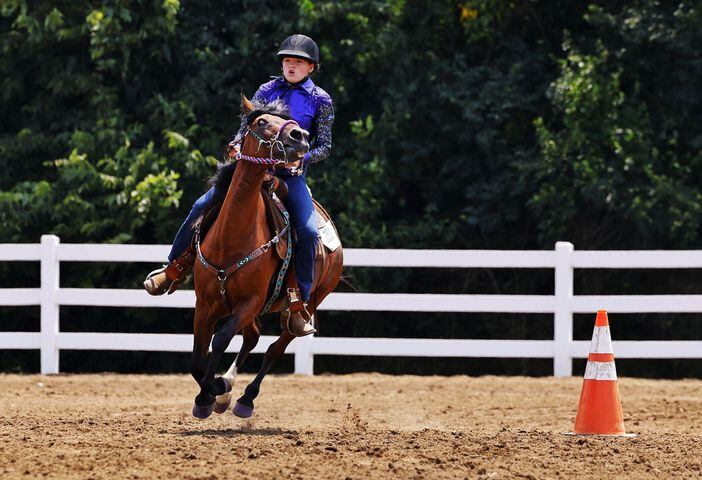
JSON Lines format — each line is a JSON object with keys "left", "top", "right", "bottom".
{"left": 589, "top": 326, "right": 613, "bottom": 354}
{"left": 584, "top": 361, "right": 618, "bottom": 381}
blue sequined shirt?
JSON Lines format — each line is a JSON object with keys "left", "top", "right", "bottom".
{"left": 235, "top": 77, "right": 334, "bottom": 169}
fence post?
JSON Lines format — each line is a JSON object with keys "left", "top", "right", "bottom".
{"left": 554, "top": 241, "right": 574, "bottom": 377}
{"left": 40, "top": 235, "right": 60, "bottom": 374}
{"left": 294, "top": 334, "right": 314, "bottom": 375}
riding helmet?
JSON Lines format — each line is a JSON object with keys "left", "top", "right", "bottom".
{"left": 277, "top": 34, "right": 319, "bottom": 64}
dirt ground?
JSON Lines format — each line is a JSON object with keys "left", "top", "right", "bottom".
{"left": 0, "top": 373, "right": 700, "bottom": 479}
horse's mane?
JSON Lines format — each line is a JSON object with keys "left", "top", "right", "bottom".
{"left": 209, "top": 162, "right": 237, "bottom": 196}
{"left": 192, "top": 99, "right": 291, "bottom": 231}
{"left": 244, "top": 98, "right": 292, "bottom": 124}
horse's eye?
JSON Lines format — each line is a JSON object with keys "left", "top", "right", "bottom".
{"left": 257, "top": 119, "right": 266, "bottom": 127}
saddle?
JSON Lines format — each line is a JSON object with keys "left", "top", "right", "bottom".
{"left": 260, "top": 173, "right": 340, "bottom": 259}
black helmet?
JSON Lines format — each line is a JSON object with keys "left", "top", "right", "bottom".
{"left": 277, "top": 34, "right": 319, "bottom": 64}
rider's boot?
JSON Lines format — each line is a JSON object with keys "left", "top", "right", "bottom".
{"left": 143, "top": 245, "right": 195, "bottom": 296}
{"left": 282, "top": 287, "right": 316, "bottom": 337}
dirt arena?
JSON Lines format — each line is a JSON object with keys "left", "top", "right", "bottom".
{"left": 1, "top": 373, "right": 700, "bottom": 479}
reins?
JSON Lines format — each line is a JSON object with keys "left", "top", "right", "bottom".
{"left": 194, "top": 117, "right": 300, "bottom": 308}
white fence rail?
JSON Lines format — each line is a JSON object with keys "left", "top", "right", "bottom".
{"left": 1, "top": 235, "right": 702, "bottom": 376}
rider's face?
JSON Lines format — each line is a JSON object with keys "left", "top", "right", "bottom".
{"left": 282, "top": 57, "right": 314, "bottom": 83}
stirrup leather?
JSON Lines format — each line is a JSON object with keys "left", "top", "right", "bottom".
{"left": 143, "top": 250, "right": 195, "bottom": 296}
{"left": 166, "top": 250, "right": 195, "bottom": 293}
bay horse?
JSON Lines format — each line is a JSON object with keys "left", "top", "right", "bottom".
{"left": 190, "top": 95, "right": 343, "bottom": 419}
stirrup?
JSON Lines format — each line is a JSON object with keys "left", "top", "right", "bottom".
{"left": 283, "top": 309, "right": 316, "bottom": 337}
{"left": 282, "top": 288, "right": 316, "bottom": 337}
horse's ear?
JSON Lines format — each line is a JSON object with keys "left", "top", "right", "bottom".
{"left": 241, "top": 93, "right": 255, "bottom": 115}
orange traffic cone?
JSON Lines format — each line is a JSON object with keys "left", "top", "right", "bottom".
{"left": 571, "top": 310, "right": 635, "bottom": 436}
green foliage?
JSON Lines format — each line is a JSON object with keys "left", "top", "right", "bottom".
{"left": 528, "top": 3, "right": 702, "bottom": 248}
{"left": 0, "top": 0, "right": 215, "bottom": 243}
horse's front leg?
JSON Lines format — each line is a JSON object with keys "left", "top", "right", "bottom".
{"left": 214, "top": 320, "right": 261, "bottom": 414}
{"left": 233, "top": 329, "right": 295, "bottom": 418}
{"left": 190, "top": 305, "right": 216, "bottom": 418}
{"left": 193, "top": 300, "right": 257, "bottom": 419}
{"left": 192, "top": 314, "right": 238, "bottom": 419}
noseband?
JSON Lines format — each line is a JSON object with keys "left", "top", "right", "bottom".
{"left": 235, "top": 119, "right": 301, "bottom": 165}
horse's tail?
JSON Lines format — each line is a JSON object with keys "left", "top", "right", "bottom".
{"left": 339, "top": 274, "right": 359, "bottom": 293}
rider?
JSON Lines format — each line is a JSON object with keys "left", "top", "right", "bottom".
{"left": 143, "top": 34, "right": 334, "bottom": 337}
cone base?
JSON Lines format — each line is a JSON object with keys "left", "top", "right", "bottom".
{"left": 563, "top": 432, "right": 637, "bottom": 438}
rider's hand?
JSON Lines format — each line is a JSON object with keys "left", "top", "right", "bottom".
{"left": 287, "top": 159, "right": 302, "bottom": 170}
{"left": 226, "top": 142, "right": 240, "bottom": 158}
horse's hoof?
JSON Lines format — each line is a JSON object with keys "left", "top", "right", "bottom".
{"left": 232, "top": 401, "right": 254, "bottom": 418}
{"left": 192, "top": 401, "right": 215, "bottom": 419}
{"left": 214, "top": 393, "right": 232, "bottom": 414}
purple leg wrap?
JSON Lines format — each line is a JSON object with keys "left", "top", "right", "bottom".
{"left": 232, "top": 401, "right": 254, "bottom": 418}
{"left": 192, "top": 401, "right": 215, "bottom": 419}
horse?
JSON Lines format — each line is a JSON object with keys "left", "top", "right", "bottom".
{"left": 189, "top": 95, "right": 343, "bottom": 419}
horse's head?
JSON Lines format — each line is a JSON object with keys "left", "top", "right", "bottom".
{"left": 240, "top": 94, "right": 309, "bottom": 164}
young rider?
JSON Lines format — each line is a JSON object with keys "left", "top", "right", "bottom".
{"left": 143, "top": 34, "right": 334, "bottom": 337}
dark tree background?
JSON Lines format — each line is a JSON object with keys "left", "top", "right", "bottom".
{"left": 1, "top": 0, "right": 701, "bottom": 377}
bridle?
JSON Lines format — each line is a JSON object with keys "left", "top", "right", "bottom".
{"left": 235, "top": 118, "right": 301, "bottom": 166}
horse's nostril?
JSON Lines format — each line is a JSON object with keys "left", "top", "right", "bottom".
{"left": 290, "top": 129, "right": 303, "bottom": 141}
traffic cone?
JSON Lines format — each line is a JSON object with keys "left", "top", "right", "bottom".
{"left": 571, "top": 310, "right": 635, "bottom": 436}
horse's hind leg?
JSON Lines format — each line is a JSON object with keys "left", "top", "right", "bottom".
{"left": 233, "top": 330, "right": 294, "bottom": 418}
{"left": 214, "top": 320, "right": 261, "bottom": 414}
{"left": 222, "top": 319, "right": 261, "bottom": 384}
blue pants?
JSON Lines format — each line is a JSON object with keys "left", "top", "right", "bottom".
{"left": 168, "top": 175, "right": 318, "bottom": 302}
{"left": 282, "top": 175, "right": 318, "bottom": 302}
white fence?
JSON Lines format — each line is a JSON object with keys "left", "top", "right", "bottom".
{"left": 1, "top": 235, "right": 702, "bottom": 376}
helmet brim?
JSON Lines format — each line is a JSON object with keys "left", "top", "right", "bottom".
{"left": 277, "top": 50, "right": 317, "bottom": 63}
